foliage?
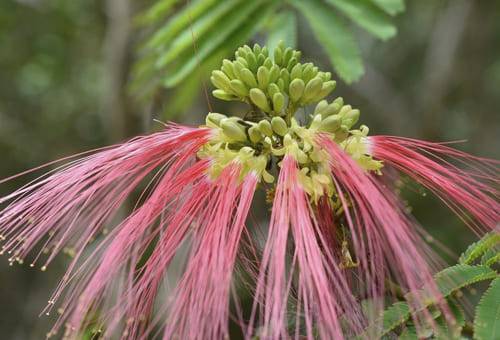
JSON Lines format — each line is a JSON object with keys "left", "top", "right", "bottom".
{"left": 361, "top": 232, "right": 500, "bottom": 339}
{"left": 132, "top": 0, "right": 405, "bottom": 117}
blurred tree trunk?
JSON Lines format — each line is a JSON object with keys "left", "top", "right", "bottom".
{"left": 102, "top": 0, "right": 133, "bottom": 142}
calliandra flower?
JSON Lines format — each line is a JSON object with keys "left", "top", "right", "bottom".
{"left": 1, "top": 43, "right": 498, "bottom": 340}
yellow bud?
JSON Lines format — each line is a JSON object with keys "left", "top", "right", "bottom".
{"left": 289, "top": 78, "right": 305, "bottom": 102}
{"left": 258, "top": 120, "right": 273, "bottom": 136}
{"left": 272, "top": 93, "right": 285, "bottom": 113}
{"left": 240, "top": 68, "right": 258, "bottom": 88}
{"left": 229, "top": 79, "right": 248, "bottom": 97}
{"left": 220, "top": 119, "right": 247, "bottom": 142}
{"left": 271, "top": 116, "right": 288, "bottom": 136}
{"left": 303, "top": 77, "right": 323, "bottom": 102}
{"left": 248, "top": 126, "right": 262, "bottom": 143}
{"left": 319, "top": 115, "right": 341, "bottom": 133}
{"left": 205, "top": 112, "right": 227, "bottom": 127}
{"left": 212, "top": 89, "right": 236, "bottom": 101}
{"left": 249, "top": 88, "right": 271, "bottom": 112}
{"left": 257, "top": 66, "right": 270, "bottom": 89}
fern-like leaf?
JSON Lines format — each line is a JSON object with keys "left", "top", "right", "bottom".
{"left": 474, "top": 278, "right": 500, "bottom": 340}
{"left": 163, "top": 0, "right": 270, "bottom": 87}
{"left": 290, "top": 0, "right": 364, "bottom": 83}
{"left": 370, "top": 0, "right": 405, "bottom": 16}
{"left": 481, "top": 247, "right": 500, "bottom": 267}
{"left": 459, "top": 232, "right": 500, "bottom": 265}
{"left": 325, "top": 0, "right": 397, "bottom": 40}
{"left": 362, "top": 265, "right": 497, "bottom": 337}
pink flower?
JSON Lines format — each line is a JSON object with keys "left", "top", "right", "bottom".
{"left": 1, "top": 44, "right": 499, "bottom": 339}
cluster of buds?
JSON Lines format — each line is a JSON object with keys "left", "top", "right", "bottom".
{"left": 211, "top": 42, "right": 336, "bottom": 117}
{"left": 202, "top": 42, "right": 382, "bottom": 201}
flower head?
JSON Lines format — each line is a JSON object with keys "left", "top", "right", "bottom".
{"left": 1, "top": 43, "right": 498, "bottom": 339}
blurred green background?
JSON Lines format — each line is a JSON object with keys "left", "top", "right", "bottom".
{"left": 0, "top": 0, "right": 499, "bottom": 338}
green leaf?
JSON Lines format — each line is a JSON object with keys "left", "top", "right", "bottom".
{"left": 291, "top": 0, "right": 364, "bottom": 83}
{"left": 435, "top": 300, "right": 466, "bottom": 339}
{"left": 361, "top": 265, "right": 497, "bottom": 337}
{"left": 155, "top": 0, "right": 243, "bottom": 68}
{"left": 163, "top": 0, "right": 271, "bottom": 87}
{"left": 433, "top": 264, "right": 497, "bottom": 297}
{"left": 146, "top": 0, "right": 220, "bottom": 49}
{"left": 474, "top": 278, "right": 500, "bottom": 340}
{"left": 370, "top": 0, "right": 405, "bottom": 16}
{"left": 135, "top": 0, "right": 180, "bottom": 25}
{"left": 481, "top": 247, "right": 500, "bottom": 266}
{"left": 325, "top": 0, "right": 397, "bottom": 40}
{"left": 266, "top": 10, "right": 297, "bottom": 56}
{"left": 459, "top": 232, "right": 500, "bottom": 265}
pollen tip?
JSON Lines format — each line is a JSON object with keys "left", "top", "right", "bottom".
{"left": 41, "top": 265, "right": 47, "bottom": 271}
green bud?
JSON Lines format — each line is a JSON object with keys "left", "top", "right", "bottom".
{"left": 243, "top": 45, "right": 252, "bottom": 55}
{"left": 248, "top": 125, "right": 262, "bottom": 143}
{"left": 332, "top": 97, "right": 344, "bottom": 107}
{"left": 205, "top": 112, "right": 227, "bottom": 127}
{"left": 338, "top": 105, "right": 352, "bottom": 118}
{"left": 267, "top": 83, "right": 280, "bottom": 97}
{"left": 220, "top": 119, "right": 247, "bottom": 142}
{"left": 342, "top": 109, "right": 360, "bottom": 128}
{"left": 283, "top": 47, "right": 293, "bottom": 66}
{"left": 279, "top": 68, "right": 290, "bottom": 83}
{"left": 258, "top": 120, "right": 273, "bottom": 136}
{"left": 212, "top": 89, "right": 236, "bottom": 101}
{"left": 235, "top": 47, "right": 246, "bottom": 59}
{"left": 318, "top": 80, "right": 336, "bottom": 99}
{"left": 246, "top": 51, "right": 257, "bottom": 72}
{"left": 233, "top": 60, "right": 245, "bottom": 79}
{"left": 249, "top": 88, "right": 271, "bottom": 112}
{"left": 274, "top": 46, "right": 283, "bottom": 66}
{"left": 289, "top": 78, "right": 305, "bottom": 102}
{"left": 257, "top": 66, "right": 270, "bottom": 89}
{"left": 314, "top": 100, "right": 329, "bottom": 115}
{"left": 240, "top": 68, "right": 258, "bottom": 88}
{"left": 286, "top": 57, "right": 297, "bottom": 70}
{"left": 322, "top": 102, "right": 342, "bottom": 117}
{"left": 293, "top": 50, "right": 302, "bottom": 62}
{"left": 302, "top": 77, "right": 323, "bottom": 102}
{"left": 229, "top": 79, "right": 248, "bottom": 97}
{"left": 253, "top": 43, "right": 261, "bottom": 55}
{"left": 319, "top": 115, "right": 341, "bottom": 133}
{"left": 221, "top": 59, "right": 236, "bottom": 79}
{"left": 257, "top": 53, "right": 265, "bottom": 66}
{"left": 272, "top": 93, "right": 285, "bottom": 113}
{"left": 277, "top": 79, "right": 285, "bottom": 92}
{"left": 261, "top": 46, "right": 269, "bottom": 57}
{"left": 271, "top": 116, "right": 288, "bottom": 136}
{"left": 290, "top": 63, "right": 303, "bottom": 80}
{"left": 302, "top": 63, "right": 316, "bottom": 82}
{"left": 263, "top": 57, "right": 273, "bottom": 69}
{"left": 211, "top": 70, "right": 232, "bottom": 92}
{"left": 236, "top": 56, "right": 248, "bottom": 68}
{"left": 268, "top": 65, "right": 280, "bottom": 83}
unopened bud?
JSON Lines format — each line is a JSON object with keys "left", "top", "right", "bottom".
{"left": 249, "top": 88, "right": 271, "bottom": 112}
{"left": 220, "top": 119, "right": 247, "bottom": 142}
{"left": 258, "top": 120, "right": 273, "bottom": 136}
{"left": 289, "top": 78, "right": 305, "bottom": 102}
{"left": 272, "top": 93, "right": 285, "bottom": 113}
{"left": 319, "top": 115, "right": 341, "bottom": 133}
{"left": 248, "top": 126, "right": 262, "bottom": 143}
{"left": 271, "top": 117, "right": 288, "bottom": 136}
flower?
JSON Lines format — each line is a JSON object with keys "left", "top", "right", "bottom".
{"left": 1, "top": 43, "right": 498, "bottom": 339}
